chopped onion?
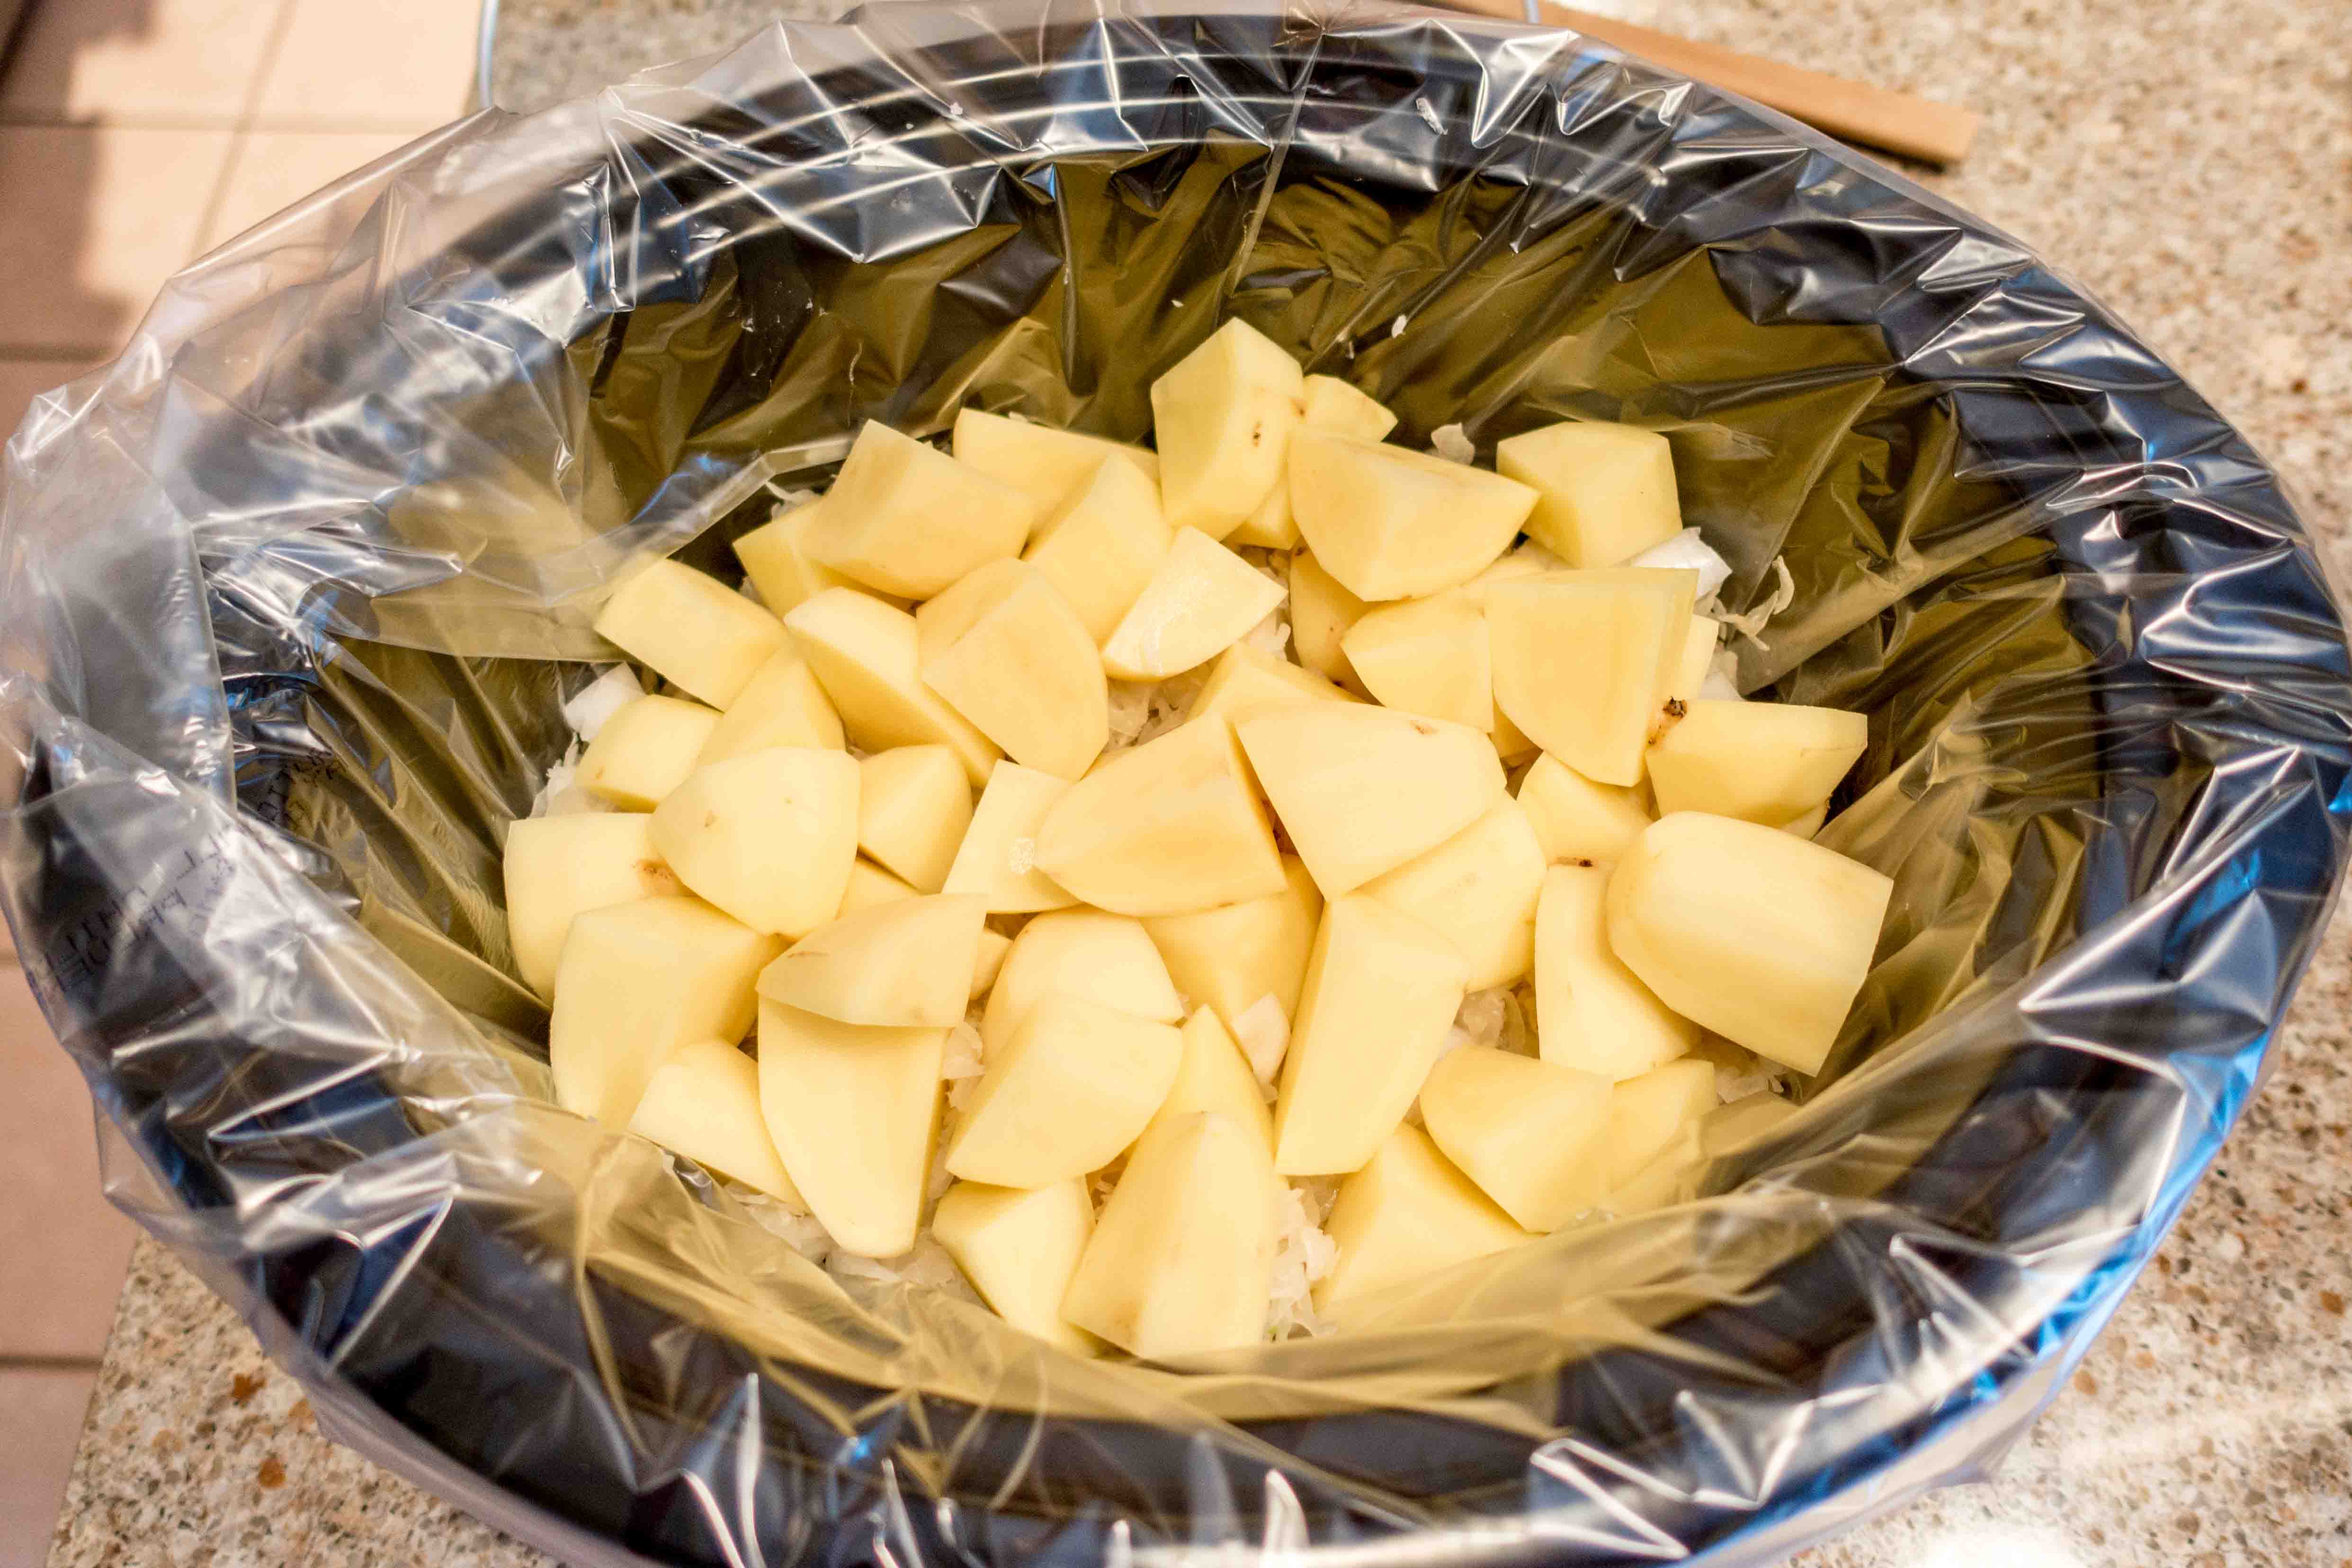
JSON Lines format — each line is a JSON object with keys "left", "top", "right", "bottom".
{"left": 1234, "top": 995, "right": 1290, "bottom": 1085}
{"left": 1428, "top": 422, "right": 1475, "bottom": 464}
{"left": 1628, "top": 528, "right": 1734, "bottom": 601}
{"left": 560, "top": 664, "right": 644, "bottom": 740}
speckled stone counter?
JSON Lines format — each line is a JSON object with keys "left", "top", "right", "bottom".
{"left": 50, "top": 1, "right": 2352, "bottom": 1565}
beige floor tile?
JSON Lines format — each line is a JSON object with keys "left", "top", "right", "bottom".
{"left": 201, "top": 128, "right": 420, "bottom": 251}
{"left": 253, "top": 0, "right": 480, "bottom": 131}
{"left": 0, "top": 964, "right": 137, "bottom": 1361}
{"left": 0, "top": 0, "right": 291, "bottom": 125}
{"left": 0, "top": 126, "right": 232, "bottom": 354}
{"left": 0, "top": 1367, "right": 99, "bottom": 1568}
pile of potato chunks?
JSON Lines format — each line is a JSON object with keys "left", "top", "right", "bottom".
{"left": 503, "top": 318, "right": 1895, "bottom": 1360}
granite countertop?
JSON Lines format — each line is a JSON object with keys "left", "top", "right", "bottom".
{"left": 48, "top": 1, "right": 2352, "bottom": 1565}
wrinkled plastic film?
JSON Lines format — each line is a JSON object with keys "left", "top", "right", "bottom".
{"left": 2, "top": 1, "right": 2348, "bottom": 1563}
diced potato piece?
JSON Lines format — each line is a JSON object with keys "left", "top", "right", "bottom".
{"left": 756, "top": 1001, "right": 943, "bottom": 1257}
{"left": 1100, "top": 528, "right": 1286, "bottom": 681}
{"left": 1144, "top": 1007, "right": 1275, "bottom": 1155}
{"left": 1149, "top": 318, "right": 1305, "bottom": 541}
{"left": 551, "top": 896, "right": 782, "bottom": 1127}
{"left": 1602, "top": 1058, "right": 1718, "bottom": 1188}
{"left": 1419, "top": 1046, "right": 1613, "bottom": 1232}
{"left": 947, "top": 993, "right": 1183, "bottom": 1188}
{"left": 856, "top": 746, "right": 973, "bottom": 892}
{"left": 698, "top": 648, "right": 845, "bottom": 766}
{"left": 1236, "top": 705, "right": 1504, "bottom": 897}
{"left": 1180, "top": 643, "right": 1356, "bottom": 728}
{"left": 1666, "top": 616, "right": 1720, "bottom": 709}
{"left": 628, "top": 1039, "right": 801, "bottom": 1204}
{"left": 734, "top": 501, "right": 894, "bottom": 617}
{"left": 1362, "top": 798, "right": 1547, "bottom": 990}
{"left": 503, "top": 814, "right": 680, "bottom": 998}
{"left": 1229, "top": 374, "right": 1398, "bottom": 548}
{"left": 1534, "top": 862, "right": 1697, "bottom": 1080}
{"left": 1342, "top": 591, "right": 1492, "bottom": 730}
{"left": 1495, "top": 421, "right": 1681, "bottom": 568}
{"left": 1488, "top": 569, "right": 1696, "bottom": 786}
{"left": 578, "top": 694, "right": 721, "bottom": 809}
{"left": 918, "top": 559, "right": 1108, "bottom": 779}
{"left": 1606, "top": 813, "right": 1894, "bottom": 1075}
{"left": 1516, "top": 753, "right": 1653, "bottom": 864}
{"left": 969, "top": 928, "right": 1011, "bottom": 998}
{"left": 839, "top": 857, "right": 919, "bottom": 914}
{"left": 943, "top": 762, "right": 1079, "bottom": 914}
{"left": 951, "top": 407, "right": 1158, "bottom": 509}
{"left": 1646, "top": 700, "right": 1868, "bottom": 826}
{"left": 1274, "top": 896, "right": 1467, "bottom": 1175}
{"left": 1034, "top": 718, "right": 1287, "bottom": 915}
{"left": 593, "top": 558, "right": 789, "bottom": 708}
{"left": 1491, "top": 706, "right": 1540, "bottom": 765}
{"left": 979, "top": 907, "right": 1184, "bottom": 1054}
{"left": 1316, "top": 1124, "right": 1529, "bottom": 1310}
{"left": 1020, "top": 459, "right": 1171, "bottom": 645}
{"left": 804, "top": 422, "right": 1036, "bottom": 598}
{"left": 1704, "top": 1090, "right": 1799, "bottom": 1156}
{"left": 1288, "top": 549, "right": 1370, "bottom": 690}
{"left": 757, "top": 893, "right": 987, "bottom": 1028}
{"left": 931, "top": 1179, "right": 1102, "bottom": 1355}
{"left": 783, "top": 588, "right": 1001, "bottom": 784}
{"left": 1288, "top": 430, "right": 1535, "bottom": 601}
{"left": 1141, "top": 856, "right": 1321, "bottom": 1034}
{"left": 649, "top": 748, "right": 859, "bottom": 938}
{"left": 1780, "top": 804, "right": 1828, "bottom": 838}
{"left": 1061, "top": 1111, "right": 1280, "bottom": 1358}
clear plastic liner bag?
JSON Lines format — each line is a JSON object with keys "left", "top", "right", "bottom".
{"left": 3, "top": 1, "right": 2349, "bottom": 1563}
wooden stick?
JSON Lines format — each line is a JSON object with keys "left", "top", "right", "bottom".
{"left": 1433, "top": 0, "right": 1980, "bottom": 166}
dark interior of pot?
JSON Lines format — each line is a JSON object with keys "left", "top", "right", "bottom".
{"left": 5, "top": 5, "right": 2346, "bottom": 1564}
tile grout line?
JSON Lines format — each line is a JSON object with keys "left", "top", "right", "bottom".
{"left": 190, "top": 0, "right": 307, "bottom": 259}
{"left": 0, "top": 1353, "right": 101, "bottom": 1372}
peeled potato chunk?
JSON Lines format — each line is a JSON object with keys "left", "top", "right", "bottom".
{"left": 1534, "top": 862, "right": 1698, "bottom": 1080}
{"left": 1021, "top": 458, "right": 1171, "bottom": 645}
{"left": 1149, "top": 317, "right": 1305, "bottom": 541}
{"left": 918, "top": 558, "right": 1109, "bottom": 779}
{"left": 1100, "top": 528, "right": 1287, "bottom": 681}
{"left": 804, "top": 422, "right": 1036, "bottom": 599}
{"left": 1141, "top": 855, "right": 1321, "bottom": 1035}
{"left": 551, "top": 896, "right": 782, "bottom": 1128}
{"left": 947, "top": 992, "right": 1183, "bottom": 1188}
{"left": 628, "top": 1039, "right": 801, "bottom": 1205}
{"left": 650, "top": 748, "right": 859, "bottom": 938}
{"left": 1315, "top": 1124, "right": 1529, "bottom": 1311}
{"left": 593, "top": 557, "right": 789, "bottom": 709}
{"left": 1362, "top": 798, "right": 1547, "bottom": 991}
{"left": 1180, "top": 643, "right": 1356, "bottom": 728}
{"left": 733, "top": 500, "right": 891, "bottom": 617}
{"left": 1341, "top": 591, "right": 1492, "bottom": 731}
{"left": 1236, "top": 705, "right": 1504, "bottom": 897}
{"left": 943, "top": 761, "right": 1078, "bottom": 914}
{"left": 856, "top": 745, "right": 973, "bottom": 893}
{"left": 1495, "top": 421, "right": 1682, "bottom": 568}
{"left": 757, "top": 893, "right": 988, "bottom": 1028}
{"left": 951, "top": 407, "right": 1158, "bottom": 510}
{"left": 1606, "top": 813, "right": 1894, "bottom": 1075}
{"left": 1229, "top": 373, "right": 1398, "bottom": 549}
{"left": 784, "top": 588, "right": 1000, "bottom": 785}
{"left": 1061, "top": 1111, "right": 1280, "bottom": 1359}
{"left": 698, "top": 647, "right": 845, "bottom": 766}
{"left": 1419, "top": 1046, "right": 1614, "bottom": 1232}
{"left": 1034, "top": 718, "right": 1287, "bottom": 916}
{"left": 503, "top": 813, "right": 679, "bottom": 998}
{"left": 1288, "top": 549, "right": 1371, "bottom": 690}
{"left": 757, "top": 1001, "right": 943, "bottom": 1257}
{"left": 969, "top": 928, "right": 1011, "bottom": 999}
{"left": 1516, "top": 752, "right": 1654, "bottom": 864}
{"left": 931, "top": 1179, "right": 1102, "bottom": 1355}
{"left": 1144, "top": 1006, "right": 1275, "bottom": 1155}
{"left": 839, "top": 857, "right": 919, "bottom": 914}
{"left": 1602, "top": 1057, "right": 1719, "bottom": 1190}
{"left": 1646, "top": 700, "right": 1868, "bottom": 826}
{"left": 578, "top": 694, "right": 721, "bottom": 809}
{"left": 1488, "top": 568, "right": 1696, "bottom": 787}
{"left": 1274, "top": 896, "right": 1467, "bottom": 1175}
{"left": 1780, "top": 804, "right": 1829, "bottom": 838}
{"left": 980, "top": 907, "right": 1183, "bottom": 1054}
{"left": 1288, "top": 430, "right": 1535, "bottom": 601}
{"left": 1703, "top": 1090, "right": 1800, "bottom": 1156}
{"left": 1666, "top": 616, "right": 1721, "bottom": 709}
